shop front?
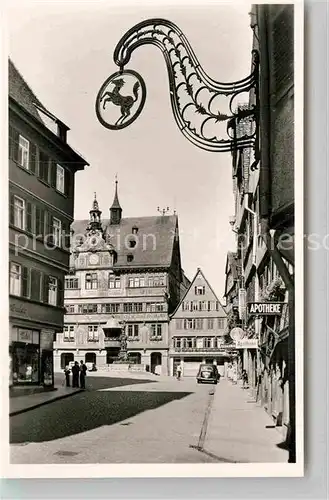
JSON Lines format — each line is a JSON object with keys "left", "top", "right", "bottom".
{"left": 10, "top": 326, "right": 54, "bottom": 387}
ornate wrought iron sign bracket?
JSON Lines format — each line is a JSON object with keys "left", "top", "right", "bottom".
{"left": 96, "top": 18, "right": 259, "bottom": 167}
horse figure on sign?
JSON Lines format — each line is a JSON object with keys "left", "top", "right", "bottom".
{"left": 100, "top": 78, "right": 140, "bottom": 126}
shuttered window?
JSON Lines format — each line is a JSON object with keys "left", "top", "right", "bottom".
{"left": 42, "top": 273, "right": 49, "bottom": 304}
{"left": 29, "top": 142, "right": 38, "bottom": 174}
{"left": 26, "top": 202, "right": 33, "bottom": 233}
{"left": 21, "top": 266, "right": 29, "bottom": 298}
{"left": 30, "top": 269, "right": 42, "bottom": 301}
{"left": 39, "top": 151, "right": 50, "bottom": 183}
{"left": 35, "top": 206, "right": 45, "bottom": 238}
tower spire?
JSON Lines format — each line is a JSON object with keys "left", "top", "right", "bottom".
{"left": 88, "top": 192, "right": 102, "bottom": 231}
{"left": 110, "top": 177, "right": 122, "bottom": 224}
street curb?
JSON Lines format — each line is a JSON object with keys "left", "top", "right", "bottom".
{"left": 9, "top": 389, "right": 84, "bottom": 417}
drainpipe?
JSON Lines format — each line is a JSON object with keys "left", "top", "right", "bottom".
{"left": 257, "top": 4, "right": 296, "bottom": 463}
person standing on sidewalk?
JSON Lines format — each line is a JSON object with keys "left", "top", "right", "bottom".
{"left": 242, "top": 369, "right": 248, "bottom": 389}
{"left": 79, "top": 360, "right": 87, "bottom": 389}
{"left": 71, "top": 361, "right": 80, "bottom": 388}
{"left": 176, "top": 363, "right": 182, "bottom": 381}
{"left": 64, "top": 365, "right": 71, "bottom": 387}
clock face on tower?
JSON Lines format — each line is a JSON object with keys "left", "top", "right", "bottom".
{"left": 88, "top": 253, "right": 99, "bottom": 266}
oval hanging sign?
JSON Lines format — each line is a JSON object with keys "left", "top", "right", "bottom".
{"left": 95, "top": 70, "right": 146, "bottom": 130}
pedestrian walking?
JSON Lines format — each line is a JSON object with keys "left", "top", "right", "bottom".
{"left": 242, "top": 369, "right": 248, "bottom": 389}
{"left": 63, "top": 365, "right": 71, "bottom": 387}
{"left": 80, "top": 360, "right": 87, "bottom": 389}
{"left": 176, "top": 363, "right": 182, "bottom": 380}
{"left": 71, "top": 361, "right": 80, "bottom": 388}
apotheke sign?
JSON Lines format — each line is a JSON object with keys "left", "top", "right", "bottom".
{"left": 248, "top": 302, "right": 285, "bottom": 316}
{"left": 235, "top": 339, "right": 258, "bottom": 349}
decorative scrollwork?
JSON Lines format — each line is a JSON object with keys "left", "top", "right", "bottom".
{"left": 106, "top": 18, "right": 259, "bottom": 163}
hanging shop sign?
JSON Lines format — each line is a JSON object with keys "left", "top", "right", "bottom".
{"left": 235, "top": 338, "right": 258, "bottom": 349}
{"left": 247, "top": 302, "right": 285, "bottom": 316}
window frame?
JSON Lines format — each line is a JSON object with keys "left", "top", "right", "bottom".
{"left": 18, "top": 135, "right": 30, "bottom": 170}
{"left": 52, "top": 217, "right": 62, "bottom": 247}
{"left": 10, "top": 262, "right": 22, "bottom": 296}
{"left": 56, "top": 164, "right": 65, "bottom": 193}
{"left": 48, "top": 276, "right": 58, "bottom": 306}
{"left": 13, "top": 195, "right": 26, "bottom": 230}
{"left": 88, "top": 325, "right": 99, "bottom": 341}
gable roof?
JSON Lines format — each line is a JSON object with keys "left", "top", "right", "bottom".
{"left": 9, "top": 59, "right": 50, "bottom": 125}
{"left": 9, "top": 59, "right": 89, "bottom": 168}
{"left": 171, "top": 267, "right": 227, "bottom": 318}
{"left": 70, "top": 215, "right": 178, "bottom": 269}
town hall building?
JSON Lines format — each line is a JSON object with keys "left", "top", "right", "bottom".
{"left": 53, "top": 182, "right": 188, "bottom": 375}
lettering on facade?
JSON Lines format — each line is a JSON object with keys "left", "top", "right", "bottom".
{"left": 247, "top": 302, "right": 284, "bottom": 316}
{"left": 235, "top": 339, "right": 258, "bottom": 349}
{"left": 10, "top": 303, "right": 27, "bottom": 315}
{"left": 17, "top": 329, "right": 33, "bottom": 343}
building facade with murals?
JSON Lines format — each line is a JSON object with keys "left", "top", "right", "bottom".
{"left": 53, "top": 183, "right": 188, "bottom": 375}
{"left": 169, "top": 268, "right": 232, "bottom": 378}
{"left": 9, "top": 60, "right": 88, "bottom": 387}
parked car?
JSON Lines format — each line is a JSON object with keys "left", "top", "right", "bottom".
{"left": 196, "top": 364, "right": 219, "bottom": 384}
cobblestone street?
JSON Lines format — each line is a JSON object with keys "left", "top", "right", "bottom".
{"left": 10, "top": 374, "right": 287, "bottom": 464}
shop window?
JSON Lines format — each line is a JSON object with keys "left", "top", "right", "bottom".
{"left": 12, "top": 342, "right": 39, "bottom": 384}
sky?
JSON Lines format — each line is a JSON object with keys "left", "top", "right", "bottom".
{"left": 6, "top": 0, "right": 252, "bottom": 300}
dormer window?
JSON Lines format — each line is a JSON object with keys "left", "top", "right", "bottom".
{"left": 132, "top": 226, "right": 138, "bottom": 235}
{"left": 127, "top": 254, "right": 134, "bottom": 263}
